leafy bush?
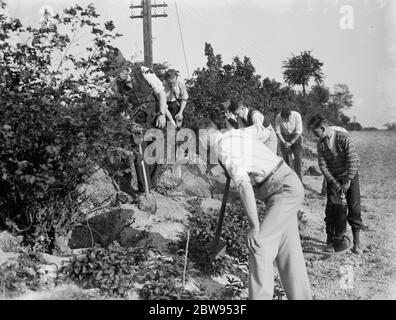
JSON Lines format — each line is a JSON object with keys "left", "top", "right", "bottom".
{"left": 0, "top": 253, "right": 48, "bottom": 298}
{"left": 64, "top": 242, "right": 147, "bottom": 297}
{"left": 64, "top": 241, "right": 207, "bottom": 299}
{"left": 0, "top": 3, "right": 135, "bottom": 250}
{"left": 184, "top": 43, "right": 295, "bottom": 128}
{"left": 177, "top": 198, "right": 234, "bottom": 275}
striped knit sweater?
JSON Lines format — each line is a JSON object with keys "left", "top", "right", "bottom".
{"left": 317, "top": 130, "right": 360, "bottom": 186}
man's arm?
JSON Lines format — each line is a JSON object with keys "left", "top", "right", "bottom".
{"left": 343, "top": 136, "right": 360, "bottom": 180}
{"left": 237, "top": 180, "right": 260, "bottom": 229}
{"left": 275, "top": 115, "right": 287, "bottom": 145}
{"left": 289, "top": 112, "right": 302, "bottom": 145}
{"left": 317, "top": 142, "right": 340, "bottom": 189}
{"left": 141, "top": 67, "right": 167, "bottom": 128}
{"left": 176, "top": 79, "right": 188, "bottom": 116}
{"left": 219, "top": 142, "right": 260, "bottom": 252}
{"left": 250, "top": 111, "right": 271, "bottom": 143}
{"left": 251, "top": 110, "right": 264, "bottom": 126}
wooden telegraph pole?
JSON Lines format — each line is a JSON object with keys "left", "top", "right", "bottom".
{"left": 130, "top": 0, "right": 168, "bottom": 69}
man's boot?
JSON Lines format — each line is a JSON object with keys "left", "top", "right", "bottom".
{"left": 352, "top": 229, "right": 362, "bottom": 254}
{"left": 325, "top": 234, "right": 334, "bottom": 252}
{"left": 333, "top": 236, "right": 349, "bottom": 252}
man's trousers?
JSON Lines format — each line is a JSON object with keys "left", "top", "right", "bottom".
{"left": 280, "top": 136, "right": 303, "bottom": 182}
{"left": 250, "top": 162, "right": 312, "bottom": 300}
{"left": 325, "top": 173, "right": 363, "bottom": 240}
{"left": 134, "top": 139, "right": 162, "bottom": 192}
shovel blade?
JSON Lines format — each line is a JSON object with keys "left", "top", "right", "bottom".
{"left": 139, "top": 194, "right": 157, "bottom": 215}
{"left": 206, "top": 239, "right": 227, "bottom": 260}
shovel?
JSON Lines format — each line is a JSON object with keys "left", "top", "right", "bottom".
{"left": 137, "top": 142, "right": 157, "bottom": 217}
{"left": 206, "top": 176, "right": 231, "bottom": 261}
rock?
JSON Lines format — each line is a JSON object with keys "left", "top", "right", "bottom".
{"left": 69, "top": 193, "right": 189, "bottom": 252}
{"left": 0, "top": 231, "right": 23, "bottom": 252}
{"left": 135, "top": 232, "right": 171, "bottom": 252}
{"left": 305, "top": 165, "right": 322, "bottom": 176}
{"left": 69, "top": 207, "right": 135, "bottom": 248}
{"left": 178, "top": 165, "right": 212, "bottom": 198}
{"left": 0, "top": 250, "right": 19, "bottom": 264}
{"left": 119, "top": 227, "right": 144, "bottom": 247}
{"left": 76, "top": 166, "right": 118, "bottom": 214}
{"left": 54, "top": 235, "right": 72, "bottom": 256}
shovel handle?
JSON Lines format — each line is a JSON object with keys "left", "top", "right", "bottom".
{"left": 214, "top": 176, "right": 231, "bottom": 243}
{"left": 138, "top": 143, "right": 150, "bottom": 197}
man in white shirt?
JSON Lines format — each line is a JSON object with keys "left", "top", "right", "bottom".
{"left": 194, "top": 118, "right": 312, "bottom": 300}
{"left": 275, "top": 107, "right": 303, "bottom": 182}
{"left": 226, "top": 98, "right": 278, "bottom": 154}
{"left": 163, "top": 69, "right": 189, "bottom": 128}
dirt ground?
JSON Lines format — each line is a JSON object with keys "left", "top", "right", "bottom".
{"left": 300, "top": 130, "right": 396, "bottom": 300}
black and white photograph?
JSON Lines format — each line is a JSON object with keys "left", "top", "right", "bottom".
{"left": 0, "top": 0, "right": 395, "bottom": 303}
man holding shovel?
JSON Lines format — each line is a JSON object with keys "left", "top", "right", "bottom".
{"left": 309, "top": 115, "right": 365, "bottom": 254}
{"left": 194, "top": 119, "right": 312, "bottom": 300}
{"left": 103, "top": 47, "right": 168, "bottom": 193}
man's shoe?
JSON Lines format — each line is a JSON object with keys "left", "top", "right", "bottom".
{"left": 352, "top": 243, "right": 362, "bottom": 254}
{"left": 325, "top": 242, "right": 335, "bottom": 252}
{"left": 361, "top": 224, "right": 369, "bottom": 231}
{"left": 333, "top": 237, "right": 349, "bottom": 252}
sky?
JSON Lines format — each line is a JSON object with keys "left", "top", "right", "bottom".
{"left": 3, "top": 0, "right": 396, "bottom": 128}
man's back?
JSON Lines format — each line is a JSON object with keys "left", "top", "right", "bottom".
{"left": 216, "top": 126, "right": 281, "bottom": 185}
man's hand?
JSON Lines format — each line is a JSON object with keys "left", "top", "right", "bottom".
{"left": 283, "top": 141, "right": 292, "bottom": 149}
{"left": 246, "top": 226, "right": 260, "bottom": 253}
{"left": 332, "top": 181, "right": 342, "bottom": 193}
{"left": 156, "top": 114, "right": 166, "bottom": 129}
{"left": 175, "top": 112, "right": 183, "bottom": 121}
{"left": 225, "top": 110, "right": 236, "bottom": 121}
{"left": 341, "top": 179, "right": 351, "bottom": 193}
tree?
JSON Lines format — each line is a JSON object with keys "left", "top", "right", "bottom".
{"left": 331, "top": 83, "right": 353, "bottom": 109}
{"left": 282, "top": 50, "right": 324, "bottom": 96}
{"left": 185, "top": 43, "right": 264, "bottom": 127}
{"left": 384, "top": 122, "right": 396, "bottom": 131}
{"left": 261, "top": 77, "right": 296, "bottom": 116}
{"left": 327, "top": 83, "right": 354, "bottom": 123}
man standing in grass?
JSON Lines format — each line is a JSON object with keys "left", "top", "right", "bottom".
{"left": 309, "top": 114, "right": 365, "bottom": 254}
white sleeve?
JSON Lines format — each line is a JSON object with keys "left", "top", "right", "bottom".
{"left": 274, "top": 114, "right": 282, "bottom": 134}
{"left": 140, "top": 66, "right": 164, "bottom": 95}
{"left": 177, "top": 78, "right": 189, "bottom": 100}
{"left": 251, "top": 111, "right": 264, "bottom": 126}
{"left": 295, "top": 112, "right": 303, "bottom": 135}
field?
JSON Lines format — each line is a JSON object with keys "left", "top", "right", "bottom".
{"left": 301, "top": 130, "right": 396, "bottom": 299}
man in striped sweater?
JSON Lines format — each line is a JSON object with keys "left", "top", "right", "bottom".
{"left": 309, "top": 115, "right": 364, "bottom": 254}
